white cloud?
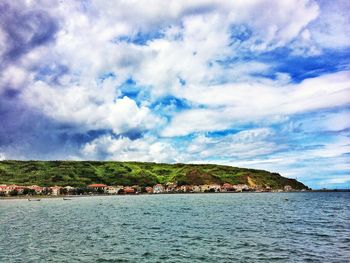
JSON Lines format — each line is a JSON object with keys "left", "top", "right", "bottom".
{"left": 309, "top": 0, "right": 350, "bottom": 49}
{"left": 0, "top": 152, "right": 6, "bottom": 161}
{"left": 81, "top": 128, "right": 279, "bottom": 163}
{"left": 318, "top": 176, "right": 350, "bottom": 185}
{"left": 14, "top": 0, "right": 322, "bottom": 98}
{"left": 306, "top": 138, "right": 350, "bottom": 158}
{"left": 0, "top": 65, "right": 29, "bottom": 92}
{"left": 294, "top": 110, "right": 350, "bottom": 133}
{"left": 5, "top": 0, "right": 330, "bottom": 138}
{"left": 186, "top": 128, "right": 280, "bottom": 159}
{"left": 21, "top": 80, "right": 162, "bottom": 134}
{"left": 163, "top": 71, "right": 350, "bottom": 136}
{"left": 228, "top": 135, "right": 350, "bottom": 187}
{"left": 81, "top": 135, "right": 183, "bottom": 163}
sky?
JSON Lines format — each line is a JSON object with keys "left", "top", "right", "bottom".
{"left": 0, "top": 0, "right": 349, "bottom": 189}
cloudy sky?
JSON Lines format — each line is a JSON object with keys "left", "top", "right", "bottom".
{"left": 0, "top": 0, "right": 349, "bottom": 188}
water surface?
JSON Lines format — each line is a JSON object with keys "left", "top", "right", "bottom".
{"left": 1, "top": 192, "right": 349, "bottom": 262}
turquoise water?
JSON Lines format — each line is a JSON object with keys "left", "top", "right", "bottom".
{"left": 0, "top": 192, "right": 349, "bottom": 262}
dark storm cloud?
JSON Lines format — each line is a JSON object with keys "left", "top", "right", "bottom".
{"left": 0, "top": 93, "right": 113, "bottom": 159}
{"left": 0, "top": 1, "right": 58, "bottom": 66}
{"left": 0, "top": 0, "right": 64, "bottom": 158}
{"left": 0, "top": 95, "right": 62, "bottom": 158}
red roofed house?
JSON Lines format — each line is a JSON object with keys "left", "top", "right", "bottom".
{"left": 145, "top": 186, "right": 153, "bottom": 194}
{"left": 2, "top": 185, "right": 22, "bottom": 194}
{"left": 88, "top": 184, "right": 107, "bottom": 194}
{"left": 0, "top": 185, "right": 35, "bottom": 195}
{"left": 123, "top": 187, "right": 135, "bottom": 194}
{"left": 0, "top": 185, "right": 9, "bottom": 195}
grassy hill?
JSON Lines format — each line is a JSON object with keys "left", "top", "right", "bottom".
{"left": 0, "top": 160, "right": 309, "bottom": 190}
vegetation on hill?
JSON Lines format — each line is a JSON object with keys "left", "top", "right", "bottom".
{"left": 0, "top": 161, "right": 309, "bottom": 189}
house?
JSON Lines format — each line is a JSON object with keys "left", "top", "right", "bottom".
{"left": 145, "top": 186, "right": 153, "bottom": 194}
{"left": 132, "top": 185, "right": 142, "bottom": 194}
{"left": 192, "top": 185, "right": 201, "bottom": 192}
{"left": 50, "top": 186, "right": 62, "bottom": 196}
{"left": 264, "top": 186, "right": 272, "bottom": 192}
{"left": 179, "top": 185, "right": 193, "bottom": 192}
{"left": 0, "top": 185, "right": 9, "bottom": 195}
{"left": 200, "top": 184, "right": 221, "bottom": 192}
{"left": 209, "top": 184, "right": 221, "bottom": 192}
{"left": 88, "top": 183, "right": 107, "bottom": 189}
{"left": 284, "top": 185, "right": 292, "bottom": 191}
{"left": 115, "top": 185, "right": 124, "bottom": 194}
{"left": 4, "top": 185, "right": 22, "bottom": 194}
{"left": 200, "top": 185, "right": 211, "bottom": 192}
{"left": 105, "top": 186, "right": 118, "bottom": 194}
{"left": 88, "top": 184, "right": 107, "bottom": 193}
{"left": 221, "top": 183, "right": 234, "bottom": 192}
{"left": 123, "top": 187, "right": 135, "bottom": 194}
{"left": 233, "top": 184, "right": 250, "bottom": 192}
{"left": 153, "top": 184, "right": 165, "bottom": 194}
{"left": 28, "top": 185, "right": 43, "bottom": 194}
{"left": 64, "top": 186, "right": 75, "bottom": 194}
{"left": 14, "top": 186, "right": 26, "bottom": 194}
{"left": 166, "top": 183, "right": 177, "bottom": 192}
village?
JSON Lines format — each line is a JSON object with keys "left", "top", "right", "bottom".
{"left": 0, "top": 183, "right": 295, "bottom": 197}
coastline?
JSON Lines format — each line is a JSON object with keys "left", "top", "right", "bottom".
{"left": 1, "top": 189, "right": 349, "bottom": 201}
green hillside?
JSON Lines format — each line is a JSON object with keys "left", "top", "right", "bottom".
{"left": 0, "top": 160, "right": 309, "bottom": 190}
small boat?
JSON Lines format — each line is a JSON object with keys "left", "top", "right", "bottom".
{"left": 63, "top": 198, "right": 72, "bottom": 200}
{"left": 28, "top": 198, "right": 41, "bottom": 201}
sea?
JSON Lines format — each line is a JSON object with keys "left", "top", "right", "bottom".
{"left": 0, "top": 192, "right": 349, "bottom": 262}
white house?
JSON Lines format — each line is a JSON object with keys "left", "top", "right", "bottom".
{"left": 200, "top": 184, "right": 221, "bottom": 192}
{"left": 50, "top": 186, "right": 62, "bottom": 196}
{"left": 153, "top": 184, "right": 165, "bottom": 194}
{"left": 233, "top": 184, "right": 250, "bottom": 192}
{"left": 192, "top": 185, "right": 201, "bottom": 192}
{"left": 284, "top": 185, "right": 292, "bottom": 191}
{"left": 105, "top": 186, "right": 119, "bottom": 194}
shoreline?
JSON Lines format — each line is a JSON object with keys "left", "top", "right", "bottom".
{"left": 1, "top": 189, "right": 349, "bottom": 200}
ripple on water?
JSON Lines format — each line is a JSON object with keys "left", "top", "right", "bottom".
{"left": 0, "top": 192, "right": 349, "bottom": 262}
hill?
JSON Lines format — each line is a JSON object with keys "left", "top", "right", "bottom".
{"left": 0, "top": 160, "right": 309, "bottom": 190}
